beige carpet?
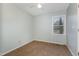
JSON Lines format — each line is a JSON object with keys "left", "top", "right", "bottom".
{"left": 4, "top": 40, "right": 72, "bottom": 56}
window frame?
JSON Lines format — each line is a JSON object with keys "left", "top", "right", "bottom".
{"left": 52, "top": 15, "right": 66, "bottom": 35}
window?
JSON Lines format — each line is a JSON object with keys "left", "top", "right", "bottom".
{"left": 52, "top": 16, "right": 65, "bottom": 34}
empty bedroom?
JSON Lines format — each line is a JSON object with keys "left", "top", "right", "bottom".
{"left": 0, "top": 3, "right": 78, "bottom": 56}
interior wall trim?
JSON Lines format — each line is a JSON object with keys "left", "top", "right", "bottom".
{"left": 0, "top": 40, "right": 33, "bottom": 56}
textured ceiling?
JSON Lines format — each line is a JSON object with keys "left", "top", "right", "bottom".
{"left": 15, "top": 3, "right": 69, "bottom": 16}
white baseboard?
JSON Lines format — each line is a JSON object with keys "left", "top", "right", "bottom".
{"left": 67, "top": 46, "right": 77, "bottom": 56}
{"left": 0, "top": 40, "right": 33, "bottom": 56}
{"left": 33, "top": 39, "right": 77, "bottom": 56}
{"left": 0, "top": 39, "right": 65, "bottom": 56}
{"left": 33, "top": 39, "right": 66, "bottom": 45}
{"left": 0, "top": 39, "right": 75, "bottom": 56}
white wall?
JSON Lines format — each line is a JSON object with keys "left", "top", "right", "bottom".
{"left": 33, "top": 10, "right": 66, "bottom": 45}
{"left": 0, "top": 4, "right": 2, "bottom": 52}
{"left": 0, "top": 4, "right": 33, "bottom": 54}
{"left": 78, "top": 4, "right": 79, "bottom": 53}
{"left": 66, "top": 3, "right": 78, "bottom": 56}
